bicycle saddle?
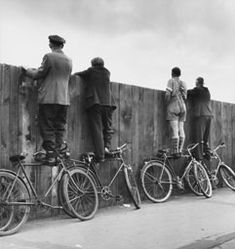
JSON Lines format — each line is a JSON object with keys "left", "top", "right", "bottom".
{"left": 9, "top": 155, "right": 26, "bottom": 162}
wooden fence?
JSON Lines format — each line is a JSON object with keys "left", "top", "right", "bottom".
{"left": 0, "top": 63, "right": 235, "bottom": 218}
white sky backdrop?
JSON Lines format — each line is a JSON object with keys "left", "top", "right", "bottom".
{"left": 0, "top": 0, "right": 235, "bottom": 103}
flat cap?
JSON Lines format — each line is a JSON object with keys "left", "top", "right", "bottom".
{"left": 48, "top": 35, "right": 66, "bottom": 44}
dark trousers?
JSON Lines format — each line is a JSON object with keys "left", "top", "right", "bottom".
{"left": 87, "top": 105, "right": 113, "bottom": 159}
{"left": 193, "top": 116, "right": 212, "bottom": 160}
{"left": 38, "top": 104, "right": 68, "bottom": 151}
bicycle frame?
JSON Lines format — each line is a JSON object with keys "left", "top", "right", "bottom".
{"left": 156, "top": 143, "right": 200, "bottom": 185}
{"left": 4, "top": 160, "right": 70, "bottom": 209}
{"left": 76, "top": 144, "right": 130, "bottom": 197}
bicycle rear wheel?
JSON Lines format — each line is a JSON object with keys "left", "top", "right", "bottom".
{"left": 123, "top": 165, "right": 141, "bottom": 209}
{"left": 63, "top": 168, "right": 98, "bottom": 221}
{"left": 194, "top": 162, "right": 212, "bottom": 198}
{"left": 141, "top": 161, "right": 173, "bottom": 203}
{"left": 219, "top": 164, "right": 235, "bottom": 191}
{"left": 185, "top": 162, "right": 203, "bottom": 196}
{"left": 0, "top": 171, "right": 31, "bottom": 236}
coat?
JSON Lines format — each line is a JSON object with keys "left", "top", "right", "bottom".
{"left": 76, "top": 66, "right": 116, "bottom": 110}
{"left": 26, "top": 49, "right": 72, "bottom": 105}
{"left": 187, "top": 86, "right": 213, "bottom": 117}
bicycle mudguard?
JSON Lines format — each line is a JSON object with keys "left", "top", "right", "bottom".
{"left": 142, "top": 160, "right": 174, "bottom": 177}
{"left": 0, "top": 169, "right": 31, "bottom": 196}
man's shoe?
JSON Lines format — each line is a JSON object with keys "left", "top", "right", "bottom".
{"left": 45, "top": 151, "right": 56, "bottom": 165}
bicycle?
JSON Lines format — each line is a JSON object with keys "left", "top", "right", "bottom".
{"left": 202, "top": 142, "right": 235, "bottom": 191}
{"left": 0, "top": 146, "right": 98, "bottom": 236}
{"left": 61, "top": 143, "right": 141, "bottom": 220}
{"left": 140, "top": 143, "right": 212, "bottom": 203}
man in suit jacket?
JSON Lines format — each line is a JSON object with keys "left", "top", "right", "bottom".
{"left": 75, "top": 57, "right": 116, "bottom": 162}
{"left": 24, "top": 35, "right": 73, "bottom": 162}
{"left": 187, "top": 77, "right": 213, "bottom": 160}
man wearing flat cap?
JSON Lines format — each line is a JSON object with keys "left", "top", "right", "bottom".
{"left": 24, "top": 35, "right": 72, "bottom": 163}
{"left": 74, "top": 57, "right": 116, "bottom": 162}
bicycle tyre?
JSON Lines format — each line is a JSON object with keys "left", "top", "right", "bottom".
{"left": 0, "top": 171, "right": 31, "bottom": 236}
{"left": 0, "top": 175, "right": 14, "bottom": 232}
{"left": 219, "top": 164, "right": 235, "bottom": 191}
{"left": 194, "top": 162, "right": 212, "bottom": 198}
{"left": 123, "top": 165, "right": 141, "bottom": 209}
{"left": 63, "top": 168, "right": 98, "bottom": 221}
{"left": 141, "top": 161, "right": 173, "bottom": 203}
{"left": 185, "top": 162, "right": 203, "bottom": 196}
{"left": 58, "top": 174, "right": 76, "bottom": 218}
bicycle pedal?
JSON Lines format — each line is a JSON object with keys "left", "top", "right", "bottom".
{"left": 115, "top": 195, "right": 123, "bottom": 202}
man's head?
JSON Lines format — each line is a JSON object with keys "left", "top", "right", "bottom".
{"left": 91, "top": 57, "right": 104, "bottom": 67}
{"left": 48, "top": 35, "right": 66, "bottom": 49}
{"left": 196, "top": 77, "right": 204, "bottom": 87}
{"left": 171, "top": 67, "right": 181, "bottom": 77}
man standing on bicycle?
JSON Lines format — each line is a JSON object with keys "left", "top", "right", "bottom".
{"left": 22, "top": 35, "right": 73, "bottom": 163}
{"left": 187, "top": 77, "right": 213, "bottom": 161}
{"left": 74, "top": 57, "right": 116, "bottom": 162}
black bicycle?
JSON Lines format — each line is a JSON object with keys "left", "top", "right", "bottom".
{"left": 140, "top": 143, "right": 212, "bottom": 203}
{"left": 201, "top": 142, "right": 235, "bottom": 191}
{"left": 61, "top": 143, "right": 141, "bottom": 220}
{"left": 0, "top": 146, "right": 97, "bottom": 236}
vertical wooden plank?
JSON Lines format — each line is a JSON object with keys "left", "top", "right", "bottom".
{"left": 119, "top": 83, "right": 133, "bottom": 202}
{"left": 232, "top": 105, "right": 235, "bottom": 171}
{"left": 0, "top": 64, "right": 2, "bottom": 169}
{"left": 221, "top": 103, "right": 233, "bottom": 166}
{"left": 131, "top": 86, "right": 140, "bottom": 169}
{"left": 1, "top": 65, "right": 10, "bottom": 169}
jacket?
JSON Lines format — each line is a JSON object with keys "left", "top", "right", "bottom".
{"left": 26, "top": 49, "right": 72, "bottom": 105}
{"left": 76, "top": 66, "right": 116, "bottom": 109}
{"left": 187, "top": 86, "right": 213, "bottom": 117}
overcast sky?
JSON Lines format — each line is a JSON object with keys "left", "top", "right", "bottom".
{"left": 0, "top": 0, "right": 235, "bottom": 103}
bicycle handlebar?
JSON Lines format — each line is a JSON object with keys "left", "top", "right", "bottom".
{"left": 187, "top": 143, "right": 199, "bottom": 152}
{"left": 116, "top": 143, "right": 128, "bottom": 153}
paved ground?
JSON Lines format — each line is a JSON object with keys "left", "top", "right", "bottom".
{"left": 2, "top": 188, "right": 235, "bottom": 249}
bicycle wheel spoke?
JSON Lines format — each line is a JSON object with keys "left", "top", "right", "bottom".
{"left": 0, "top": 172, "right": 31, "bottom": 236}
{"left": 63, "top": 168, "right": 98, "bottom": 220}
{"left": 219, "top": 165, "right": 235, "bottom": 191}
{"left": 141, "top": 161, "right": 172, "bottom": 203}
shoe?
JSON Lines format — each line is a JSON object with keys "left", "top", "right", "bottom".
{"left": 44, "top": 151, "right": 56, "bottom": 165}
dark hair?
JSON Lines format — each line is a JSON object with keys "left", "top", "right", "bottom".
{"left": 171, "top": 67, "right": 181, "bottom": 77}
{"left": 91, "top": 57, "right": 104, "bottom": 67}
{"left": 50, "top": 41, "right": 64, "bottom": 48}
{"left": 197, "top": 77, "right": 204, "bottom": 85}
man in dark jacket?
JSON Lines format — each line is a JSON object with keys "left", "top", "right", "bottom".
{"left": 187, "top": 77, "right": 213, "bottom": 160}
{"left": 24, "top": 35, "right": 73, "bottom": 162}
{"left": 75, "top": 57, "right": 116, "bottom": 162}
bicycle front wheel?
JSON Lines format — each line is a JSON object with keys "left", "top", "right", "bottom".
{"left": 194, "top": 162, "right": 212, "bottom": 198}
{"left": 63, "top": 168, "right": 98, "bottom": 221}
{"left": 185, "top": 162, "right": 203, "bottom": 196}
{"left": 123, "top": 165, "right": 141, "bottom": 209}
{"left": 0, "top": 171, "right": 31, "bottom": 236}
{"left": 219, "top": 164, "right": 235, "bottom": 191}
{"left": 141, "top": 161, "right": 173, "bottom": 203}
